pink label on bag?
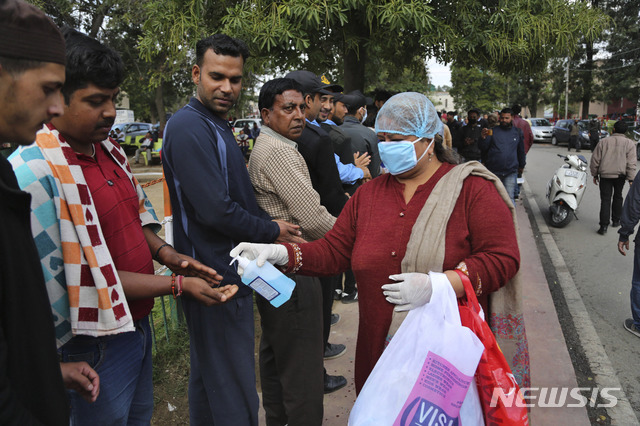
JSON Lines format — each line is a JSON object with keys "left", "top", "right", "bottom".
{"left": 393, "top": 351, "right": 472, "bottom": 426}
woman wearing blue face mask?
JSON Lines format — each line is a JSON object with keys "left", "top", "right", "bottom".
{"left": 231, "top": 92, "right": 528, "bottom": 393}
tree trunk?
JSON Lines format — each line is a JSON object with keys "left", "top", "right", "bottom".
{"left": 342, "top": 17, "right": 369, "bottom": 93}
{"left": 88, "top": 1, "right": 113, "bottom": 39}
{"left": 155, "top": 82, "right": 166, "bottom": 132}
{"left": 527, "top": 77, "right": 543, "bottom": 117}
{"left": 343, "top": 48, "right": 366, "bottom": 93}
{"left": 529, "top": 98, "right": 538, "bottom": 118}
{"left": 149, "top": 102, "right": 158, "bottom": 125}
{"left": 580, "top": 0, "right": 600, "bottom": 119}
{"left": 581, "top": 40, "right": 594, "bottom": 119}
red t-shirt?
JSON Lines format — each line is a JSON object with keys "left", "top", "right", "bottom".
{"left": 74, "top": 141, "right": 155, "bottom": 321}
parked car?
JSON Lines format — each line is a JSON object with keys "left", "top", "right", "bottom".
{"left": 120, "top": 122, "right": 154, "bottom": 139}
{"left": 233, "top": 118, "right": 261, "bottom": 134}
{"left": 552, "top": 119, "right": 609, "bottom": 149}
{"left": 113, "top": 122, "right": 156, "bottom": 152}
{"left": 526, "top": 118, "right": 553, "bottom": 143}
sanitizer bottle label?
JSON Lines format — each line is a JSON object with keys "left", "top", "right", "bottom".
{"left": 248, "top": 276, "right": 280, "bottom": 301}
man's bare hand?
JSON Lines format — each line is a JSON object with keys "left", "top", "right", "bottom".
{"left": 362, "top": 167, "right": 372, "bottom": 182}
{"left": 60, "top": 362, "right": 100, "bottom": 403}
{"left": 159, "top": 248, "right": 223, "bottom": 285}
{"left": 274, "top": 220, "right": 306, "bottom": 244}
{"left": 593, "top": 176, "right": 599, "bottom": 186}
{"left": 618, "top": 240, "right": 629, "bottom": 256}
{"left": 354, "top": 151, "right": 371, "bottom": 169}
{"left": 184, "top": 278, "right": 239, "bottom": 306}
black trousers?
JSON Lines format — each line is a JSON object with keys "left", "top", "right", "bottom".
{"left": 569, "top": 135, "right": 580, "bottom": 150}
{"left": 257, "top": 275, "right": 324, "bottom": 426}
{"left": 320, "top": 274, "right": 340, "bottom": 347}
{"left": 343, "top": 270, "right": 356, "bottom": 294}
{"left": 334, "top": 270, "right": 356, "bottom": 295}
{"left": 599, "top": 176, "right": 626, "bottom": 226}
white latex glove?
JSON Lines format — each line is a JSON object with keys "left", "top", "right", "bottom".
{"left": 230, "top": 243, "right": 289, "bottom": 275}
{"left": 381, "top": 272, "right": 433, "bottom": 312}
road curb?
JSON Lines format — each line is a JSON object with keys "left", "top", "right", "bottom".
{"left": 523, "top": 180, "right": 638, "bottom": 424}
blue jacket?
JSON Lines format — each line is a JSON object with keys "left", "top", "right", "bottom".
{"left": 619, "top": 171, "right": 640, "bottom": 243}
{"left": 163, "top": 98, "right": 279, "bottom": 294}
{"left": 478, "top": 125, "right": 526, "bottom": 177}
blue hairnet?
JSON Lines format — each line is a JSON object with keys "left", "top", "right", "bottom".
{"left": 375, "top": 92, "right": 443, "bottom": 139}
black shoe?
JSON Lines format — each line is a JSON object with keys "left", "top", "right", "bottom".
{"left": 612, "top": 221, "right": 621, "bottom": 227}
{"left": 597, "top": 225, "right": 608, "bottom": 235}
{"left": 324, "top": 343, "right": 346, "bottom": 359}
{"left": 341, "top": 290, "right": 358, "bottom": 304}
{"left": 624, "top": 319, "right": 640, "bottom": 338}
{"left": 324, "top": 373, "right": 347, "bottom": 393}
{"left": 330, "top": 313, "right": 340, "bottom": 326}
{"left": 333, "top": 289, "right": 343, "bottom": 301}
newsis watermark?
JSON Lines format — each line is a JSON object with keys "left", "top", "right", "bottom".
{"left": 490, "top": 387, "right": 621, "bottom": 408}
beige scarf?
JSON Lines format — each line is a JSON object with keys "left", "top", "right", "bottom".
{"left": 388, "top": 161, "right": 529, "bottom": 387}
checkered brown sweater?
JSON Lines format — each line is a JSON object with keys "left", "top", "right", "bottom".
{"left": 248, "top": 126, "right": 336, "bottom": 241}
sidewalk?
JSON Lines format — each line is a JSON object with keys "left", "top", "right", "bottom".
{"left": 135, "top": 164, "right": 589, "bottom": 424}
{"left": 297, "top": 201, "right": 590, "bottom": 425}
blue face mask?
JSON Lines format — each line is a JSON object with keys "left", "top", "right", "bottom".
{"left": 378, "top": 137, "right": 433, "bottom": 175}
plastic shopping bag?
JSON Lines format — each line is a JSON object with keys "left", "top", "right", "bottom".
{"left": 458, "top": 274, "right": 529, "bottom": 425}
{"left": 349, "top": 273, "right": 485, "bottom": 426}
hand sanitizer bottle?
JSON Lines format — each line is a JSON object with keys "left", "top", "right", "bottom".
{"left": 232, "top": 256, "right": 296, "bottom": 308}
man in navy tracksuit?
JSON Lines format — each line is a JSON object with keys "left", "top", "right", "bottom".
{"left": 162, "top": 34, "right": 302, "bottom": 426}
{"left": 479, "top": 107, "right": 526, "bottom": 205}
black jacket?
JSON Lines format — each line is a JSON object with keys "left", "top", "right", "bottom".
{"left": 0, "top": 156, "right": 69, "bottom": 425}
{"left": 319, "top": 121, "right": 360, "bottom": 195}
{"left": 455, "top": 123, "right": 483, "bottom": 161}
{"left": 298, "top": 123, "right": 348, "bottom": 216}
{"left": 341, "top": 116, "right": 381, "bottom": 178}
{"left": 319, "top": 122, "right": 351, "bottom": 164}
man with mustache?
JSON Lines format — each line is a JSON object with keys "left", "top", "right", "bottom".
{"left": 10, "top": 28, "right": 235, "bottom": 424}
{"left": 318, "top": 90, "right": 372, "bottom": 196}
{"left": 243, "top": 77, "right": 338, "bottom": 426}
{"left": 480, "top": 107, "right": 526, "bottom": 205}
{"left": 455, "top": 107, "right": 483, "bottom": 162}
{"left": 162, "top": 35, "right": 304, "bottom": 425}
{"left": 284, "top": 70, "right": 349, "bottom": 394}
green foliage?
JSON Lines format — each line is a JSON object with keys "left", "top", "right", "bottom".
{"left": 31, "top": 0, "right": 615, "bottom": 124}
{"left": 223, "top": 0, "right": 611, "bottom": 90}
{"left": 364, "top": 44, "right": 430, "bottom": 94}
{"left": 599, "top": 0, "right": 640, "bottom": 104}
{"left": 449, "top": 66, "right": 506, "bottom": 113}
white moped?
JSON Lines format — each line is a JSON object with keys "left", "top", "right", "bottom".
{"left": 546, "top": 153, "right": 588, "bottom": 227}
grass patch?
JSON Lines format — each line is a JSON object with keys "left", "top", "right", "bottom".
{"left": 150, "top": 299, "right": 190, "bottom": 424}
{"left": 149, "top": 294, "right": 262, "bottom": 424}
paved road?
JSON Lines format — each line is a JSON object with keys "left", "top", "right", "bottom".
{"left": 524, "top": 143, "right": 640, "bottom": 417}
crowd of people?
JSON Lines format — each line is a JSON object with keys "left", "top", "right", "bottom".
{"left": 1, "top": 0, "right": 530, "bottom": 425}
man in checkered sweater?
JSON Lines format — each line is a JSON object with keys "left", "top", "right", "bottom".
{"left": 247, "top": 77, "right": 336, "bottom": 426}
